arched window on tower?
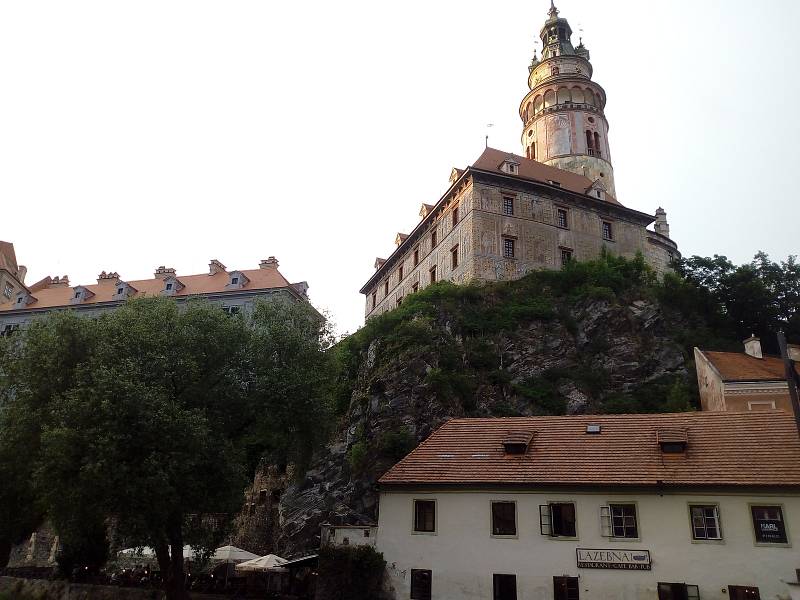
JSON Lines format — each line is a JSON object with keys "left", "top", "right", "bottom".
{"left": 526, "top": 145, "right": 531, "bottom": 159}
{"left": 586, "top": 130, "right": 594, "bottom": 155}
{"left": 551, "top": 66, "right": 560, "bottom": 76}
{"left": 532, "top": 141, "right": 537, "bottom": 160}
{"left": 594, "top": 132, "right": 602, "bottom": 157}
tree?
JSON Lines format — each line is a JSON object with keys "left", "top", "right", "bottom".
{"left": 0, "top": 297, "right": 333, "bottom": 600}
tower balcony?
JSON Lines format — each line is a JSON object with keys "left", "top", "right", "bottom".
{"left": 523, "top": 101, "right": 603, "bottom": 125}
{"left": 587, "top": 148, "right": 601, "bottom": 157}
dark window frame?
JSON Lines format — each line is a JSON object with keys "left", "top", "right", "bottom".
{"left": 503, "top": 237, "right": 515, "bottom": 259}
{"left": 602, "top": 221, "right": 613, "bottom": 241}
{"left": 553, "top": 576, "right": 579, "bottom": 600}
{"left": 540, "top": 502, "right": 577, "bottom": 537}
{"left": 451, "top": 245, "right": 459, "bottom": 270}
{"left": 410, "top": 569, "right": 432, "bottom": 600}
{"left": 492, "top": 573, "right": 517, "bottom": 600}
{"left": 491, "top": 501, "right": 517, "bottom": 537}
{"left": 556, "top": 207, "right": 569, "bottom": 229}
{"left": 751, "top": 505, "right": 788, "bottom": 544}
{"left": 413, "top": 499, "right": 436, "bottom": 533}
{"left": 729, "top": 585, "right": 761, "bottom": 600}
{"left": 502, "top": 196, "right": 514, "bottom": 216}
{"left": 657, "top": 583, "right": 700, "bottom": 600}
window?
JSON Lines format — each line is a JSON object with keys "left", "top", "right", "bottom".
{"left": 503, "top": 196, "right": 514, "bottom": 216}
{"left": 412, "top": 282, "right": 419, "bottom": 293}
{"left": 1, "top": 324, "right": 17, "bottom": 337}
{"left": 414, "top": 500, "right": 436, "bottom": 533}
{"left": 657, "top": 583, "right": 700, "bottom": 600}
{"left": 396, "top": 296, "right": 403, "bottom": 307}
{"left": 728, "top": 586, "right": 761, "bottom": 600}
{"left": 503, "top": 238, "right": 515, "bottom": 259}
{"left": 560, "top": 249, "right": 573, "bottom": 266}
{"left": 751, "top": 505, "right": 787, "bottom": 544}
{"left": 222, "top": 305, "right": 241, "bottom": 316}
{"left": 117, "top": 287, "right": 125, "bottom": 296}
{"left": 166, "top": 283, "right": 174, "bottom": 291}
{"left": 429, "top": 266, "right": 437, "bottom": 284}
{"left": 384, "top": 281, "right": 389, "bottom": 296}
{"left": 3, "top": 283, "right": 12, "bottom": 299}
{"left": 690, "top": 505, "right": 722, "bottom": 540}
{"left": 493, "top": 574, "right": 517, "bottom": 600}
{"left": 399, "top": 265, "right": 404, "bottom": 280}
{"left": 413, "top": 248, "right": 419, "bottom": 266}
{"left": 553, "top": 576, "right": 579, "bottom": 600}
{"left": 602, "top": 221, "right": 613, "bottom": 240}
{"left": 16, "top": 296, "right": 24, "bottom": 304}
{"left": 371, "top": 292, "right": 377, "bottom": 309}
{"left": 452, "top": 205, "right": 459, "bottom": 227}
{"left": 540, "top": 502, "right": 576, "bottom": 537}
{"left": 451, "top": 246, "right": 458, "bottom": 270}
{"left": 231, "top": 277, "right": 239, "bottom": 285}
{"left": 557, "top": 208, "right": 568, "bottom": 228}
{"left": 410, "top": 569, "right": 432, "bottom": 600}
{"left": 601, "top": 504, "right": 638, "bottom": 538}
{"left": 491, "top": 501, "right": 517, "bottom": 536}
{"left": 431, "top": 230, "right": 438, "bottom": 248}
{"left": 595, "top": 190, "right": 602, "bottom": 198}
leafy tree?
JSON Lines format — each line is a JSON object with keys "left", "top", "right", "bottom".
{"left": 0, "top": 296, "right": 332, "bottom": 600}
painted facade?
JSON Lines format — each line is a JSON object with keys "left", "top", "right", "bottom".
{"left": 0, "top": 241, "right": 27, "bottom": 307}
{"left": 360, "top": 3, "right": 679, "bottom": 320}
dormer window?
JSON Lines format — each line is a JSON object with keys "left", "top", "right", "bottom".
{"left": 226, "top": 271, "right": 250, "bottom": 290}
{"left": 112, "top": 282, "right": 137, "bottom": 301}
{"left": 657, "top": 428, "right": 688, "bottom": 454}
{"left": 502, "top": 431, "right": 534, "bottom": 455}
{"left": 500, "top": 159, "right": 520, "bottom": 175}
{"left": 70, "top": 286, "right": 96, "bottom": 305}
{"left": 161, "top": 276, "right": 185, "bottom": 297}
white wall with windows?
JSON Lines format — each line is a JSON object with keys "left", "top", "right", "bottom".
{"left": 376, "top": 489, "right": 799, "bottom": 600}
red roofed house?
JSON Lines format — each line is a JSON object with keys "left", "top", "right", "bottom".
{"left": 695, "top": 336, "right": 800, "bottom": 412}
{"left": 360, "top": 3, "right": 679, "bottom": 319}
{"left": 375, "top": 412, "right": 800, "bottom": 600}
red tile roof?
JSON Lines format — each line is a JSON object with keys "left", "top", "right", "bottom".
{"left": 472, "top": 147, "right": 621, "bottom": 205}
{"left": 0, "top": 267, "right": 294, "bottom": 312}
{"left": 379, "top": 412, "right": 800, "bottom": 488}
{"left": 702, "top": 350, "right": 798, "bottom": 382}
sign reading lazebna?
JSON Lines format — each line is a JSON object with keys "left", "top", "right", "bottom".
{"left": 576, "top": 548, "right": 652, "bottom": 570}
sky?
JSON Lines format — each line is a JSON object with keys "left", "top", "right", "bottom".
{"left": 1, "top": 0, "right": 798, "bottom": 335}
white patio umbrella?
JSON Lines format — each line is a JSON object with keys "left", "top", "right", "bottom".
{"left": 118, "top": 545, "right": 195, "bottom": 559}
{"left": 211, "top": 545, "right": 259, "bottom": 563}
{"left": 235, "top": 554, "right": 288, "bottom": 573}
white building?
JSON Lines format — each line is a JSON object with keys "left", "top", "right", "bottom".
{"left": 376, "top": 412, "right": 800, "bottom": 600}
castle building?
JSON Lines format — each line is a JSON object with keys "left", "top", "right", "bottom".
{"left": 0, "top": 241, "right": 28, "bottom": 306}
{"left": 0, "top": 253, "right": 311, "bottom": 337}
{"left": 360, "top": 3, "right": 679, "bottom": 320}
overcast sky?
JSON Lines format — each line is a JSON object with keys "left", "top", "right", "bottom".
{"left": 1, "top": 0, "right": 798, "bottom": 335}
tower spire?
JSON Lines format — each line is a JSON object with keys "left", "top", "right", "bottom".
{"left": 548, "top": 0, "right": 559, "bottom": 19}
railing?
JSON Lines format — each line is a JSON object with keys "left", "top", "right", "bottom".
{"left": 588, "top": 149, "right": 602, "bottom": 157}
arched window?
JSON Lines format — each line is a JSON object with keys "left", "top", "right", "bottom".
{"left": 551, "top": 66, "right": 560, "bottom": 76}
{"left": 586, "top": 130, "right": 594, "bottom": 151}
{"left": 585, "top": 89, "right": 595, "bottom": 106}
{"left": 526, "top": 145, "right": 531, "bottom": 159}
{"left": 571, "top": 87, "right": 585, "bottom": 104}
{"left": 534, "top": 95, "right": 543, "bottom": 113}
{"left": 544, "top": 90, "right": 556, "bottom": 108}
{"left": 557, "top": 88, "right": 571, "bottom": 104}
{"left": 532, "top": 141, "right": 537, "bottom": 160}
{"left": 526, "top": 102, "right": 532, "bottom": 121}
{"left": 594, "top": 132, "right": 602, "bottom": 156}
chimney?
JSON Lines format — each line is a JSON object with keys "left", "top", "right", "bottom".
{"left": 654, "top": 207, "right": 670, "bottom": 238}
{"left": 154, "top": 266, "right": 176, "bottom": 280}
{"left": 743, "top": 335, "right": 763, "bottom": 359}
{"left": 260, "top": 257, "right": 279, "bottom": 270}
{"left": 97, "top": 271, "right": 120, "bottom": 284}
{"left": 17, "top": 265, "right": 27, "bottom": 284}
{"left": 209, "top": 259, "right": 227, "bottom": 275}
{"left": 48, "top": 276, "right": 70, "bottom": 288}
{"left": 788, "top": 344, "right": 800, "bottom": 362}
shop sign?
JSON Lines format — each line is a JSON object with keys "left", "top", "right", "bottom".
{"left": 756, "top": 519, "right": 786, "bottom": 543}
{"left": 576, "top": 548, "right": 651, "bottom": 570}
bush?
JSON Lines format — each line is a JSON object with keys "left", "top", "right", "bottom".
{"left": 376, "top": 427, "right": 415, "bottom": 462}
{"left": 316, "top": 545, "right": 386, "bottom": 600}
{"left": 348, "top": 441, "right": 368, "bottom": 473}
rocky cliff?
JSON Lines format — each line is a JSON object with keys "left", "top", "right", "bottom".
{"left": 272, "top": 256, "right": 712, "bottom": 554}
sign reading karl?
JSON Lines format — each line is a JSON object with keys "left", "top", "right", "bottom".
{"left": 576, "top": 548, "right": 652, "bottom": 571}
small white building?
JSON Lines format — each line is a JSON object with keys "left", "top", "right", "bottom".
{"left": 376, "top": 412, "right": 800, "bottom": 600}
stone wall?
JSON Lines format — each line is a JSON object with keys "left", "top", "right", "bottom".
{"left": 0, "top": 577, "right": 164, "bottom": 600}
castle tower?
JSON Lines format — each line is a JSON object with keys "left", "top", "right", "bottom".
{"left": 520, "top": 1, "right": 616, "bottom": 197}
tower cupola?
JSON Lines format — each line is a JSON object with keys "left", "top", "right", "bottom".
{"left": 519, "top": 2, "right": 617, "bottom": 197}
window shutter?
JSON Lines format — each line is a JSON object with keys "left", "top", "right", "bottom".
{"left": 539, "top": 504, "right": 552, "bottom": 536}
{"left": 600, "top": 505, "right": 612, "bottom": 537}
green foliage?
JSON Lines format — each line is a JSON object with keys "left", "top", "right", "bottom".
{"left": 513, "top": 376, "right": 566, "bottom": 415}
{"left": 316, "top": 545, "right": 386, "bottom": 600}
{"left": 425, "top": 368, "right": 477, "bottom": 412}
{"left": 600, "top": 375, "right": 695, "bottom": 414}
{"left": 348, "top": 442, "right": 368, "bottom": 473}
{"left": 0, "top": 297, "right": 333, "bottom": 599}
{"left": 376, "top": 427, "right": 415, "bottom": 461}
